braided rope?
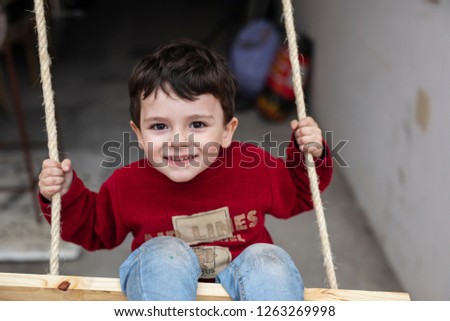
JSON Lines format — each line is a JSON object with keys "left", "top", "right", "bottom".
{"left": 281, "top": 0, "right": 338, "bottom": 289}
{"left": 34, "top": 0, "right": 60, "bottom": 275}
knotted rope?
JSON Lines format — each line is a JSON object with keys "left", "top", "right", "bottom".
{"left": 281, "top": 0, "right": 338, "bottom": 289}
{"left": 34, "top": 0, "right": 60, "bottom": 275}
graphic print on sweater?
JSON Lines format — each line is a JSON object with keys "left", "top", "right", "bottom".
{"left": 172, "top": 207, "right": 235, "bottom": 278}
{"left": 172, "top": 207, "right": 233, "bottom": 245}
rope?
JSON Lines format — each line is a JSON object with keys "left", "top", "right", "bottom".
{"left": 34, "top": 0, "right": 60, "bottom": 276}
{"left": 281, "top": 0, "right": 338, "bottom": 289}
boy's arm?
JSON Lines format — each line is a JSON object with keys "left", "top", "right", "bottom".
{"left": 266, "top": 136, "right": 333, "bottom": 218}
{"left": 39, "top": 170, "right": 129, "bottom": 251}
{"left": 287, "top": 135, "right": 333, "bottom": 201}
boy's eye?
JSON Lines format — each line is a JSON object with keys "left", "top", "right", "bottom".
{"left": 150, "top": 123, "right": 167, "bottom": 130}
{"left": 190, "top": 121, "right": 206, "bottom": 129}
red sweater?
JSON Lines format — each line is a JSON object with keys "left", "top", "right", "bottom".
{"left": 40, "top": 140, "right": 332, "bottom": 278}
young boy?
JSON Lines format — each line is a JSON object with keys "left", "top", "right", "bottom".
{"left": 38, "top": 39, "right": 333, "bottom": 301}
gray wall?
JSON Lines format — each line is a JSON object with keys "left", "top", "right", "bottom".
{"left": 292, "top": 0, "right": 450, "bottom": 300}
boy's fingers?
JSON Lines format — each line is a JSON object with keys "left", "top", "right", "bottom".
{"left": 39, "top": 168, "right": 64, "bottom": 180}
{"left": 41, "top": 167, "right": 64, "bottom": 178}
{"left": 298, "top": 126, "right": 319, "bottom": 137}
{"left": 290, "top": 120, "right": 299, "bottom": 131}
{"left": 300, "top": 134, "right": 323, "bottom": 146}
{"left": 38, "top": 180, "right": 61, "bottom": 192}
{"left": 41, "top": 158, "right": 72, "bottom": 173}
{"left": 61, "top": 159, "right": 72, "bottom": 172}
{"left": 45, "top": 185, "right": 62, "bottom": 194}
{"left": 42, "top": 159, "right": 61, "bottom": 169}
{"left": 298, "top": 116, "right": 317, "bottom": 128}
{"left": 41, "top": 176, "right": 65, "bottom": 186}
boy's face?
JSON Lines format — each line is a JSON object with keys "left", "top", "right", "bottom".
{"left": 131, "top": 89, "right": 238, "bottom": 183}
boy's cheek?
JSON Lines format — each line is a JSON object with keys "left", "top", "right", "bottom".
{"left": 202, "top": 154, "right": 218, "bottom": 167}
{"left": 202, "top": 141, "right": 221, "bottom": 155}
{"left": 145, "top": 154, "right": 168, "bottom": 168}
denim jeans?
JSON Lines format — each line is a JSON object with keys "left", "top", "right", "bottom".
{"left": 120, "top": 236, "right": 304, "bottom": 301}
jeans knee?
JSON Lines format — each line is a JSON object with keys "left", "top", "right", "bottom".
{"left": 241, "top": 243, "right": 291, "bottom": 263}
{"left": 139, "top": 236, "right": 199, "bottom": 267}
{"left": 140, "top": 236, "right": 189, "bottom": 254}
{"left": 218, "top": 243, "right": 304, "bottom": 300}
{"left": 120, "top": 237, "right": 200, "bottom": 284}
{"left": 240, "top": 243, "right": 301, "bottom": 278}
{"left": 119, "top": 237, "right": 201, "bottom": 300}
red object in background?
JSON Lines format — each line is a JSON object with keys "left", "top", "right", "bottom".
{"left": 257, "top": 36, "right": 313, "bottom": 121}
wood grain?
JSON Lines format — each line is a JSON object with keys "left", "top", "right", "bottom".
{"left": 0, "top": 272, "right": 410, "bottom": 301}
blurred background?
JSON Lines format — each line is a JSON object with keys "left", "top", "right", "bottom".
{"left": 0, "top": 0, "right": 449, "bottom": 300}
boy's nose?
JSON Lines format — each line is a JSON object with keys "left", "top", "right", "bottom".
{"left": 170, "top": 132, "right": 195, "bottom": 147}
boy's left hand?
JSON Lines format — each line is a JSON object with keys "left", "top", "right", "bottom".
{"left": 290, "top": 116, "right": 324, "bottom": 158}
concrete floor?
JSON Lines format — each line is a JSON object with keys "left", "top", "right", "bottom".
{"left": 0, "top": 0, "right": 403, "bottom": 293}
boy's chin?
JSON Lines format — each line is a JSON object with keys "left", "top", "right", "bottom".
{"left": 158, "top": 168, "right": 204, "bottom": 183}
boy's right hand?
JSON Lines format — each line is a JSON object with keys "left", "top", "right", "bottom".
{"left": 38, "top": 159, "right": 73, "bottom": 201}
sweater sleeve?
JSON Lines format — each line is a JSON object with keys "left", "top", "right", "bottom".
{"left": 39, "top": 170, "right": 130, "bottom": 251}
{"left": 266, "top": 136, "right": 333, "bottom": 219}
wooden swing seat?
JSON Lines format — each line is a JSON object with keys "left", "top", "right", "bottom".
{"left": 0, "top": 272, "right": 410, "bottom": 301}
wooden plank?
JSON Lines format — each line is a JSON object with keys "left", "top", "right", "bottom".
{"left": 0, "top": 273, "right": 127, "bottom": 301}
{"left": 0, "top": 272, "right": 410, "bottom": 301}
{"left": 304, "top": 288, "right": 410, "bottom": 301}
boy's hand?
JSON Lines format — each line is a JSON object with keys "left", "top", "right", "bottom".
{"left": 290, "top": 116, "right": 324, "bottom": 158}
{"left": 38, "top": 159, "right": 73, "bottom": 201}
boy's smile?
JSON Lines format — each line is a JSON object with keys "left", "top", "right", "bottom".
{"left": 131, "top": 89, "right": 238, "bottom": 183}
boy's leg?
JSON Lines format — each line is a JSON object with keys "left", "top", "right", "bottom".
{"left": 217, "top": 243, "right": 304, "bottom": 301}
{"left": 119, "top": 236, "right": 201, "bottom": 300}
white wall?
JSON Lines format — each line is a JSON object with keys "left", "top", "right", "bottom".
{"left": 292, "top": 0, "right": 450, "bottom": 300}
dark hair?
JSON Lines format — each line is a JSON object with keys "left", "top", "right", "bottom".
{"left": 129, "top": 39, "right": 238, "bottom": 129}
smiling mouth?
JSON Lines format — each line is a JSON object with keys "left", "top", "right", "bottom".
{"left": 165, "top": 155, "right": 197, "bottom": 162}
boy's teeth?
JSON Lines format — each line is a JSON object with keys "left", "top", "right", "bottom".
{"left": 169, "top": 156, "right": 194, "bottom": 161}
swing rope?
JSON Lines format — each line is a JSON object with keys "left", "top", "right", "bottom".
{"left": 281, "top": 0, "right": 338, "bottom": 289}
{"left": 34, "top": 0, "right": 60, "bottom": 276}
{"left": 33, "top": 0, "right": 338, "bottom": 287}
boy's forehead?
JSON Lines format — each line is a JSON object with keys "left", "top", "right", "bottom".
{"left": 141, "top": 88, "right": 221, "bottom": 106}
{"left": 140, "top": 90, "right": 224, "bottom": 116}
{"left": 140, "top": 87, "right": 190, "bottom": 102}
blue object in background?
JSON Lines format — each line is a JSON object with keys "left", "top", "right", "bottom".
{"left": 229, "top": 19, "right": 281, "bottom": 100}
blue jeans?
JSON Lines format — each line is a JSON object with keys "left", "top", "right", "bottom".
{"left": 120, "top": 236, "right": 304, "bottom": 301}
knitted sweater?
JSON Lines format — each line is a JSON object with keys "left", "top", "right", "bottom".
{"left": 40, "top": 140, "right": 333, "bottom": 278}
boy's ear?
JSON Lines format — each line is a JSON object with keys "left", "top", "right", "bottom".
{"left": 130, "top": 121, "right": 144, "bottom": 149}
{"left": 221, "top": 117, "right": 239, "bottom": 148}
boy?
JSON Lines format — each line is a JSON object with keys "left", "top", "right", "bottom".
{"left": 38, "top": 39, "right": 333, "bottom": 301}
